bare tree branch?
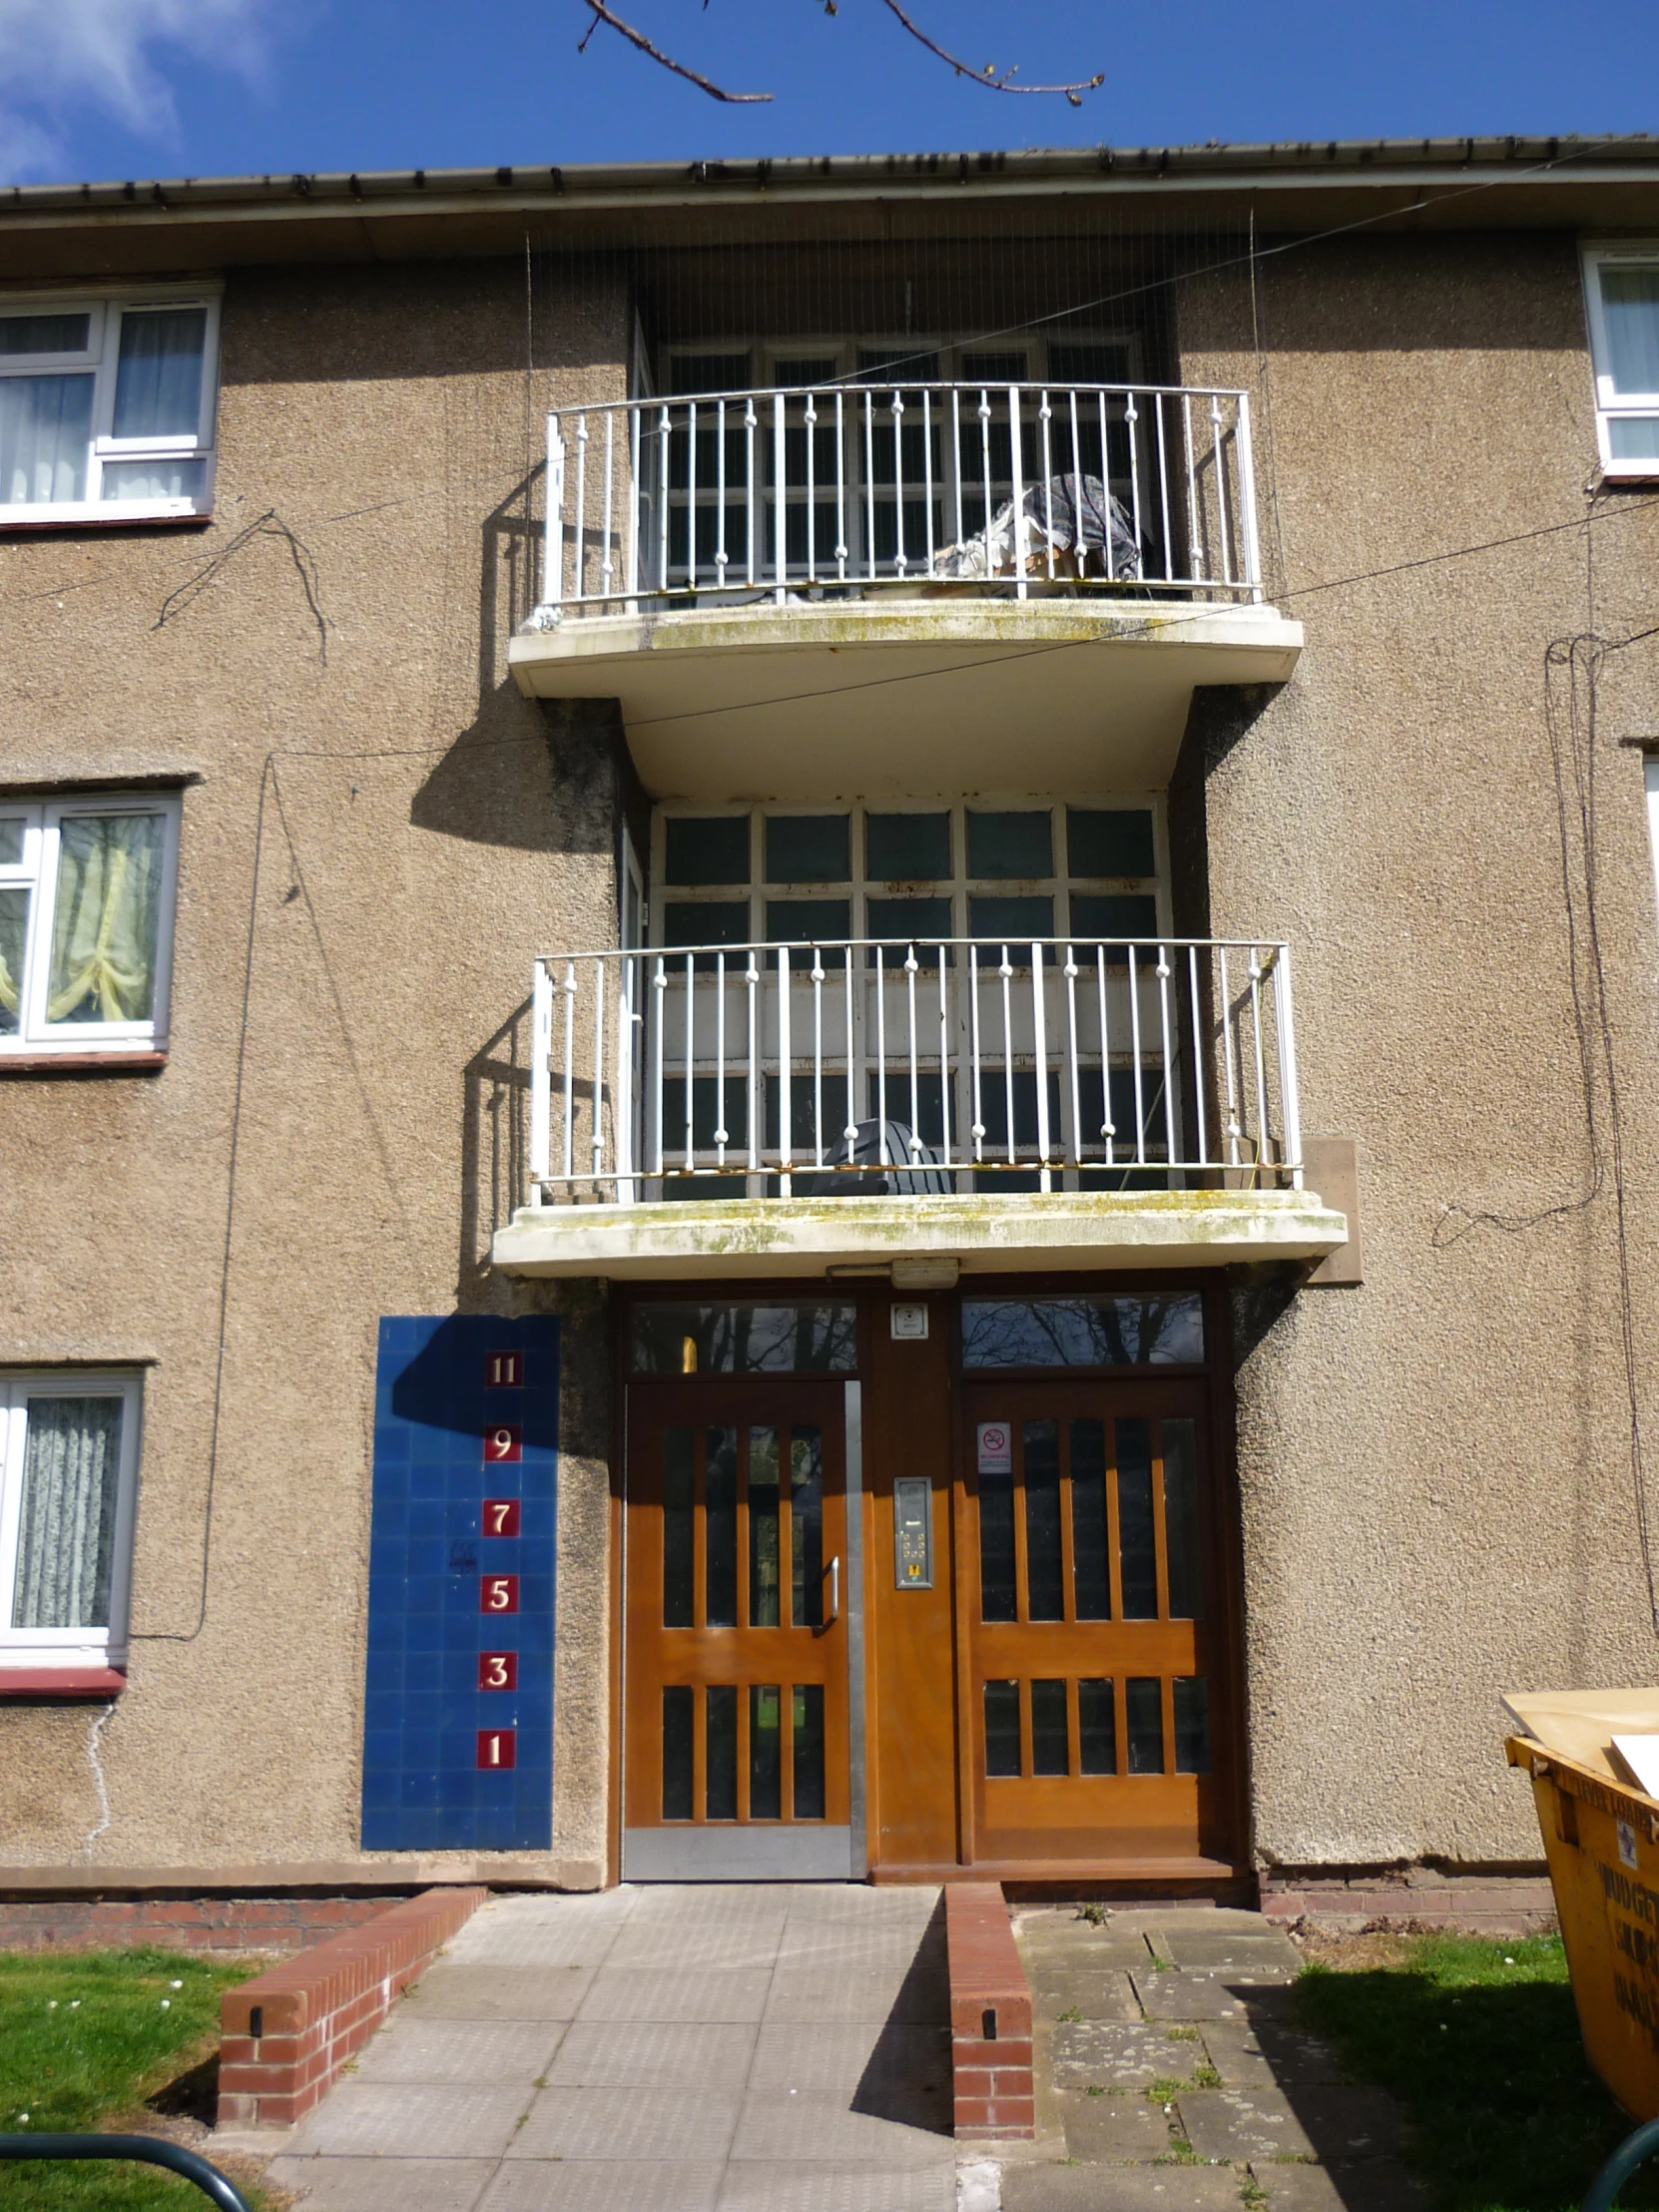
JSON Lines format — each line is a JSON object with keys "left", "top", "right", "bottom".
{"left": 578, "top": 0, "right": 772, "bottom": 101}
{"left": 874, "top": 0, "right": 1104, "bottom": 102}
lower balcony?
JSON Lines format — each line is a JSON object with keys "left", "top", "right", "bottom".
{"left": 491, "top": 935, "right": 1348, "bottom": 1281}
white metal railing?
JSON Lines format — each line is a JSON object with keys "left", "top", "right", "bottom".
{"left": 528, "top": 379, "right": 1262, "bottom": 621}
{"left": 524, "top": 936, "right": 1301, "bottom": 1207}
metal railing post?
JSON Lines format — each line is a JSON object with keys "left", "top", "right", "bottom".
{"left": 543, "top": 412, "right": 563, "bottom": 613}
{"left": 1235, "top": 389, "right": 1264, "bottom": 604}
{"left": 1273, "top": 941, "right": 1304, "bottom": 1188}
{"left": 529, "top": 957, "right": 552, "bottom": 1201}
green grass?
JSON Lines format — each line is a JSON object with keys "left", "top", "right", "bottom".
{"left": 1298, "top": 1931, "right": 1659, "bottom": 2212}
{"left": 0, "top": 1946, "right": 263, "bottom": 2212}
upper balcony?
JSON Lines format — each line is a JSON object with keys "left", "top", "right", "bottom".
{"left": 507, "top": 377, "right": 1303, "bottom": 798}
{"left": 491, "top": 930, "right": 1348, "bottom": 1280}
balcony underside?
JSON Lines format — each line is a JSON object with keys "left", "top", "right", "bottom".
{"left": 508, "top": 598, "right": 1303, "bottom": 800}
{"left": 490, "top": 1187, "right": 1347, "bottom": 1281}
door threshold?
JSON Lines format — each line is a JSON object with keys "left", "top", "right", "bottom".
{"left": 868, "top": 1855, "right": 1245, "bottom": 1885}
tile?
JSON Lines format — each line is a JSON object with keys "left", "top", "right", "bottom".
{"left": 506, "top": 2083, "right": 742, "bottom": 2161}
{"left": 349, "top": 2017, "right": 564, "bottom": 2085}
{"left": 1032, "top": 1970, "right": 1142, "bottom": 2023}
{"left": 263, "top": 2158, "right": 494, "bottom": 2212}
{"left": 748, "top": 2022, "right": 950, "bottom": 2104}
{"left": 478, "top": 2162, "right": 724, "bottom": 2212}
{"left": 1201, "top": 2016, "right": 1349, "bottom": 2090}
{"left": 401, "top": 1964, "right": 596, "bottom": 2019}
{"left": 729, "top": 2096, "right": 954, "bottom": 2165}
{"left": 1050, "top": 2020, "right": 1199, "bottom": 2089}
{"left": 1002, "top": 2167, "right": 1244, "bottom": 2211}
{"left": 1246, "top": 2160, "right": 1428, "bottom": 2209}
{"left": 764, "top": 1962, "right": 944, "bottom": 2023}
{"left": 606, "top": 1925, "right": 788, "bottom": 1971}
{"left": 1157, "top": 1927, "right": 1305, "bottom": 1972}
{"left": 1176, "top": 2084, "right": 1317, "bottom": 2163}
{"left": 578, "top": 1964, "right": 775, "bottom": 2022}
{"left": 1132, "top": 1968, "right": 1253, "bottom": 2021}
{"left": 717, "top": 2166, "right": 956, "bottom": 2212}
{"left": 548, "top": 2020, "right": 757, "bottom": 2090}
{"left": 1059, "top": 2088, "right": 1185, "bottom": 2160}
{"left": 283, "top": 2081, "right": 532, "bottom": 2160}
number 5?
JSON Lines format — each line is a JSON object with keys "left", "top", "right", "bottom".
{"left": 480, "top": 1574, "right": 519, "bottom": 1614}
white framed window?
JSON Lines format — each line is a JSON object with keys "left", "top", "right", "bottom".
{"left": 1583, "top": 249, "right": 1659, "bottom": 479}
{"left": 0, "top": 288, "right": 221, "bottom": 525}
{"left": 0, "top": 1372, "right": 143, "bottom": 1671}
{"left": 0, "top": 791, "right": 182, "bottom": 1056}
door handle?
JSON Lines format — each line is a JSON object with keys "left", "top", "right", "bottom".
{"left": 824, "top": 1553, "right": 840, "bottom": 1630}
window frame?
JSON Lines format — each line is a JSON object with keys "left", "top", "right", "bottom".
{"left": 0, "top": 1370, "right": 144, "bottom": 1671}
{"left": 1582, "top": 247, "right": 1659, "bottom": 481}
{"left": 0, "top": 285, "right": 222, "bottom": 527}
{"left": 0, "top": 789, "right": 183, "bottom": 1056}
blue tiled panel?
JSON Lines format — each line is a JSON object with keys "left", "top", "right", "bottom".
{"left": 360, "top": 1316, "right": 558, "bottom": 1852}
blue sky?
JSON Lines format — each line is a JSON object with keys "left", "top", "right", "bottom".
{"left": 1, "top": 0, "right": 1656, "bottom": 188}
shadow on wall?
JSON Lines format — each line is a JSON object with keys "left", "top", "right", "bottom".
{"left": 458, "top": 998, "right": 532, "bottom": 1308}
{"left": 851, "top": 1896, "right": 953, "bottom": 2136}
{"left": 389, "top": 1312, "right": 557, "bottom": 1444}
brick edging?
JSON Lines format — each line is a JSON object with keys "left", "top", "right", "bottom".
{"left": 217, "top": 1885, "right": 485, "bottom": 2127}
{"left": 945, "top": 1882, "right": 1034, "bottom": 2140}
{"left": 1259, "top": 1866, "right": 1557, "bottom": 1936}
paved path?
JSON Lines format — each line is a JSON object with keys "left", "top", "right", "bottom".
{"left": 260, "top": 1883, "right": 956, "bottom": 2212}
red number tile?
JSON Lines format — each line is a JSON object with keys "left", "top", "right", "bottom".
{"left": 477, "top": 1729, "right": 516, "bottom": 1771}
{"left": 485, "top": 1351, "right": 523, "bottom": 1388}
{"left": 482, "top": 1497, "right": 522, "bottom": 1538}
{"left": 479, "top": 1574, "right": 520, "bottom": 1615}
{"left": 484, "top": 1424, "right": 523, "bottom": 1463}
{"left": 478, "top": 1651, "right": 518, "bottom": 1691}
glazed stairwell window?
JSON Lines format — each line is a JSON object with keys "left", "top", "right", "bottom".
{"left": 0, "top": 795, "right": 182, "bottom": 1057}
{"left": 0, "top": 1374, "right": 142, "bottom": 1674}
{"left": 0, "top": 291, "right": 220, "bottom": 524}
{"left": 1583, "top": 250, "right": 1659, "bottom": 479}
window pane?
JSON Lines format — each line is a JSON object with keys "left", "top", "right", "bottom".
{"left": 660, "top": 1074, "right": 748, "bottom": 1156}
{"left": 706, "top": 1427, "right": 738, "bottom": 1628}
{"left": 1609, "top": 417, "right": 1659, "bottom": 461}
{"left": 968, "top": 894, "right": 1053, "bottom": 944}
{"left": 984, "top": 1680, "right": 1021, "bottom": 1776}
{"left": 0, "top": 820, "right": 22, "bottom": 865}
{"left": 46, "top": 814, "right": 165, "bottom": 1026}
{"left": 102, "top": 458, "right": 207, "bottom": 503}
{"left": 765, "top": 898, "right": 850, "bottom": 945}
{"left": 1023, "top": 1420, "right": 1063, "bottom": 1621}
{"left": 962, "top": 1295, "right": 1204, "bottom": 1368}
{"left": 1048, "top": 343, "right": 1131, "bottom": 385}
{"left": 1069, "top": 893, "right": 1159, "bottom": 948}
{"left": 0, "top": 374, "right": 93, "bottom": 504}
{"left": 12, "top": 1396, "right": 123, "bottom": 1629}
{"left": 661, "top": 900, "right": 751, "bottom": 953}
{"left": 0, "top": 886, "right": 28, "bottom": 1035}
{"left": 774, "top": 356, "right": 837, "bottom": 386}
{"left": 1070, "top": 1417, "right": 1110, "bottom": 1619}
{"left": 765, "top": 814, "right": 849, "bottom": 883}
{"left": 1601, "top": 269, "right": 1659, "bottom": 395}
{"left": 858, "top": 347, "right": 940, "bottom": 382}
{"left": 665, "top": 817, "right": 749, "bottom": 885}
{"left": 1174, "top": 1677, "right": 1210, "bottom": 1775}
{"left": 1078, "top": 1679, "right": 1118, "bottom": 1774}
{"left": 978, "top": 1461, "right": 1016, "bottom": 1623}
{"left": 1067, "top": 808, "right": 1155, "bottom": 878}
{"left": 632, "top": 1305, "right": 857, "bottom": 1374}
{"left": 1163, "top": 1416, "right": 1203, "bottom": 1621}
{"left": 0, "top": 312, "right": 90, "bottom": 354}
{"left": 792, "top": 1684, "right": 826, "bottom": 1818}
{"left": 1031, "top": 1679, "right": 1069, "bottom": 1775}
{"left": 866, "top": 812, "right": 950, "bottom": 880}
{"left": 751, "top": 1685, "right": 783, "bottom": 1819}
{"left": 706, "top": 1685, "right": 738, "bottom": 1819}
{"left": 865, "top": 899, "right": 952, "bottom": 963}
{"left": 662, "top": 1686, "right": 694, "bottom": 1819}
{"left": 1117, "top": 1417, "right": 1158, "bottom": 1619}
{"left": 1126, "top": 1678, "right": 1165, "bottom": 1774}
{"left": 670, "top": 353, "right": 753, "bottom": 396}
{"left": 749, "top": 1427, "right": 780, "bottom": 1627}
{"left": 961, "top": 351, "right": 1029, "bottom": 383}
{"left": 966, "top": 811, "right": 1052, "bottom": 878}
{"left": 662, "top": 1427, "right": 695, "bottom": 1628}
{"left": 790, "top": 1427, "right": 823, "bottom": 1629}
{"left": 111, "top": 308, "right": 207, "bottom": 438}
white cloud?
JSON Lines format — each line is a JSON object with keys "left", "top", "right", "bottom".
{"left": 0, "top": 0, "right": 274, "bottom": 181}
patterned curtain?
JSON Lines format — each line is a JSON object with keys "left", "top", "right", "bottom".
{"left": 0, "top": 885, "right": 24, "bottom": 1031}
{"left": 47, "top": 814, "right": 165, "bottom": 1025}
{"left": 12, "top": 1396, "right": 123, "bottom": 1630}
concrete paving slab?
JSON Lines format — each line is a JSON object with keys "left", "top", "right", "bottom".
{"left": 1132, "top": 1969, "right": 1253, "bottom": 2020}
{"left": 1034, "top": 1969, "right": 1143, "bottom": 2022}
{"left": 1200, "top": 2017, "right": 1349, "bottom": 2090}
{"left": 348, "top": 2017, "right": 565, "bottom": 2086}
{"left": 1050, "top": 2020, "right": 1202, "bottom": 2089}
{"left": 1246, "top": 2161, "right": 1428, "bottom": 2209}
{"left": 1177, "top": 2084, "right": 1316, "bottom": 2163}
{"left": 1158, "top": 1928, "right": 1304, "bottom": 1971}
{"left": 765, "top": 1963, "right": 943, "bottom": 2023}
{"left": 283, "top": 2082, "right": 532, "bottom": 2161}
{"left": 263, "top": 2157, "right": 494, "bottom": 2212}
{"left": 748, "top": 2021, "right": 950, "bottom": 2102}
{"left": 450, "top": 1918, "right": 625, "bottom": 1969}
{"left": 729, "top": 2097, "right": 955, "bottom": 2166}
{"left": 577, "top": 1963, "right": 776, "bottom": 2020}
{"left": 400, "top": 1964, "right": 598, "bottom": 2019}
{"left": 717, "top": 2167, "right": 955, "bottom": 2212}
{"left": 1273, "top": 2087, "right": 1404, "bottom": 2163}
{"left": 1002, "top": 2166, "right": 1244, "bottom": 2211}
{"left": 506, "top": 2083, "right": 743, "bottom": 2161}
{"left": 547, "top": 2019, "right": 758, "bottom": 2090}
{"left": 477, "top": 2160, "right": 725, "bottom": 2211}
{"left": 1057, "top": 2088, "right": 1186, "bottom": 2160}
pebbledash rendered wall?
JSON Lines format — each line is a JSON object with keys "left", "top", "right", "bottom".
{"left": 0, "top": 258, "right": 625, "bottom": 1889}
{"left": 1175, "top": 229, "right": 1659, "bottom": 1883}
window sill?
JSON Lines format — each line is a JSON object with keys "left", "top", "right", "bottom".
{"left": 0, "top": 1667, "right": 126, "bottom": 1698}
{"left": 0, "top": 1051, "right": 167, "bottom": 1077}
{"left": 0, "top": 504, "right": 212, "bottom": 533}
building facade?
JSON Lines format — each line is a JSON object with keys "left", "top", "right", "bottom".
{"left": 3, "top": 139, "right": 1659, "bottom": 1903}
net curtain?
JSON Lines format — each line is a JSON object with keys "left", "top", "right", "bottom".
{"left": 47, "top": 814, "right": 165, "bottom": 1024}
{"left": 12, "top": 1396, "right": 123, "bottom": 1630}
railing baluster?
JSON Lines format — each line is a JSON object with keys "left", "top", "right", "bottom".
{"left": 626, "top": 402, "right": 641, "bottom": 613}
{"left": 1031, "top": 942, "right": 1050, "bottom": 1191}
{"left": 1155, "top": 391, "right": 1173, "bottom": 586}
{"left": 969, "top": 944, "right": 985, "bottom": 1167}
{"left": 615, "top": 948, "right": 635, "bottom": 1202}
{"left": 573, "top": 414, "right": 589, "bottom": 599}
{"left": 1156, "top": 941, "right": 1177, "bottom": 1180}
{"left": 891, "top": 387, "right": 908, "bottom": 581}
{"left": 774, "top": 391, "right": 788, "bottom": 603}
{"left": 745, "top": 952, "right": 760, "bottom": 1181}
{"left": 1211, "top": 393, "right": 1233, "bottom": 588}
{"left": 904, "top": 944, "right": 920, "bottom": 1161}
{"left": 922, "top": 389, "right": 936, "bottom": 578}
{"left": 590, "top": 953, "right": 605, "bottom": 1186}
{"left": 1008, "top": 385, "right": 1025, "bottom": 601}
{"left": 1183, "top": 391, "right": 1203, "bottom": 585}
{"left": 1249, "top": 947, "right": 1271, "bottom": 1189}
{"left": 1275, "top": 942, "right": 1303, "bottom": 1187}
{"left": 657, "top": 404, "right": 671, "bottom": 595}
{"left": 745, "top": 398, "right": 759, "bottom": 587}
{"left": 651, "top": 956, "right": 666, "bottom": 1179}
{"left": 999, "top": 948, "right": 1015, "bottom": 1174}
{"left": 601, "top": 411, "right": 616, "bottom": 607}
{"left": 715, "top": 398, "right": 729, "bottom": 594}
{"left": 834, "top": 390, "right": 848, "bottom": 583}
{"left": 843, "top": 943, "right": 858, "bottom": 1160}
{"left": 1128, "top": 944, "right": 1146, "bottom": 1167}
{"left": 714, "top": 951, "right": 729, "bottom": 1169}
{"left": 545, "top": 414, "right": 564, "bottom": 611}
{"left": 1096, "top": 945, "right": 1114, "bottom": 1166}
{"left": 777, "top": 943, "right": 793, "bottom": 1189}
{"left": 1063, "top": 944, "right": 1081, "bottom": 1175}
{"left": 874, "top": 944, "right": 888, "bottom": 1167}
{"left": 530, "top": 958, "right": 552, "bottom": 1194}
{"left": 978, "top": 389, "right": 994, "bottom": 579}
{"left": 951, "top": 388, "right": 965, "bottom": 556}
{"left": 812, "top": 948, "right": 826, "bottom": 1167}
{"left": 561, "top": 961, "right": 577, "bottom": 1184}
{"left": 936, "top": 946, "right": 951, "bottom": 1168}
{"left": 1188, "top": 944, "right": 1207, "bottom": 1169}
{"left": 863, "top": 390, "right": 877, "bottom": 582}
{"left": 1236, "top": 390, "right": 1264, "bottom": 604}
{"left": 1039, "top": 388, "right": 1055, "bottom": 584}
{"left": 1125, "top": 388, "right": 1143, "bottom": 581}
{"left": 682, "top": 952, "right": 695, "bottom": 1179}
{"left": 686, "top": 399, "right": 699, "bottom": 590}
{"left": 804, "top": 390, "right": 818, "bottom": 584}
{"left": 1218, "top": 945, "right": 1241, "bottom": 1171}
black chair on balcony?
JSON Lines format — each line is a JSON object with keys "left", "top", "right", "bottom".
{"left": 791, "top": 1118, "right": 952, "bottom": 1198}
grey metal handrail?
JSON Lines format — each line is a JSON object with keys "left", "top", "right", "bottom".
{"left": 0, "top": 2132, "right": 251, "bottom": 2212}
